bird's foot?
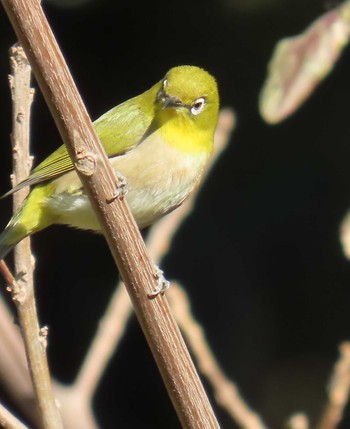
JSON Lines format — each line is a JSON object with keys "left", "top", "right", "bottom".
{"left": 148, "top": 266, "right": 170, "bottom": 299}
{"left": 106, "top": 172, "right": 128, "bottom": 202}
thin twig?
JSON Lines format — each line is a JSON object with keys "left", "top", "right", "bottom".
{"left": 0, "top": 296, "right": 31, "bottom": 395}
{"left": 5, "top": 44, "right": 63, "bottom": 429}
{"left": 72, "top": 109, "right": 236, "bottom": 401}
{"left": 0, "top": 286, "right": 99, "bottom": 429}
{"left": 1, "top": 1, "right": 220, "bottom": 427}
{"left": 285, "top": 413, "right": 309, "bottom": 429}
{"left": 0, "top": 295, "right": 41, "bottom": 427}
{"left": 168, "top": 282, "right": 269, "bottom": 429}
{"left": 73, "top": 284, "right": 132, "bottom": 401}
{"left": 0, "top": 401, "right": 30, "bottom": 429}
{"left": 51, "top": 384, "right": 98, "bottom": 429}
{"left": 316, "top": 342, "right": 350, "bottom": 429}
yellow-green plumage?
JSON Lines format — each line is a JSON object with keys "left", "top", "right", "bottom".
{"left": 0, "top": 66, "right": 219, "bottom": 259}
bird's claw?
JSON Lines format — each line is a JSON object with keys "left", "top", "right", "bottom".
{"left": 148, "top": 267, "right": 170, "bottom": 299}
{"left": 106, "top": 172, "right": 128, "bottom": 203}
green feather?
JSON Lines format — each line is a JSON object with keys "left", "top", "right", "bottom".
{"left": 0, "top": 66, "right": 219, "bottom": 260}
{"left": 1, "top": 83, "right": 158, "bottom": 198}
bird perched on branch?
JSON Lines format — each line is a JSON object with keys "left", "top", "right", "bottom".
{"left": 0, "top": 65, "right": 219, "bottom": 260}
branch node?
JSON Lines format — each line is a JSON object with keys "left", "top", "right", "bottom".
{"left": 74, "top": 147, "right": 96, "bottom": 177}
{"left": 7, "top": 275, "right": 27, "bottom": 303}
{"left": 16, "top": 112, "right": 25, "bottom": 123}
{"left": 39, "top": 326, "right": 49, "bottom": 349}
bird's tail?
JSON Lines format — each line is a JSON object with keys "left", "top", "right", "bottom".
{"left": 0, "top": 184, "right": 52, "bottom": 260}
{"left": 0, "top": 228, "right": 16, "bottom": 260}
{"left": 0, "top": 213, "right": 25, "bottom": 259}
{"left": 0, "top": 204, "right": 32, "bottom": 260}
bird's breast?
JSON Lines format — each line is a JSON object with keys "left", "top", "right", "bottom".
{"left": 110, "top": 133, "right": 210, "bottom": 227}
{"left": 47, "top": 131, "right": 210, "bottom": 230}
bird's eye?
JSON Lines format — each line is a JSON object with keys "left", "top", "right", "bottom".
{"left": 191, "top": 97, "right": 205, "bottom": 115}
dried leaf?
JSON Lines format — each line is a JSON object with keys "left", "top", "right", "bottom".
{"left": 259, "top": 1, "right": 350, "bottom": 124}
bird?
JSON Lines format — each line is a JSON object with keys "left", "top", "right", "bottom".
{"left": 0, "top": 65, "right": 219, "bottom": 260}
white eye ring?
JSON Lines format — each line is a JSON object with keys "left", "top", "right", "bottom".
{"left": 191, "top": 97, "right": 205, "bottom": 115}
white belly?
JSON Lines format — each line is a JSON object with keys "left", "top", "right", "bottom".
{"left": 46, "top": 137, "right": 209, "bottom": 231}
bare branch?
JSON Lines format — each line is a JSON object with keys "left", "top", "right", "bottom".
{"left": 317, "top": 342, "right": 350, "bottom": 429}
{"left": 69, "top": 108, "right": 267, "bottom": 429}
{"left": 52, "top": 384, "right": 99, "bottom": 429}
{"left": 339, "top": 210, "right": 350, "bottom": 259}
{"left": 1, "top": 1, "right": 220, "bottom": 426}
{"left": 71, "top": 109, "right": 236, "bottom": 405}
{"left": 73, "top": 284, "right": 132, "bottom": 402}
{"left": 4, "top": 44, "right": 63, "bottom": 429}
{"left": 0, "top": 295, "right": 41, "bottom": 427}
{"left": 0, "top": 401, "right": 30, "bottom": 429}
{"left": 168, "top": 283, "right": 269, "bottom": 429}
{"left": 285, "top": 413, "right": 309, "bottom": 429}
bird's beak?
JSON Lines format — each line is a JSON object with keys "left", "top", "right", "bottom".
{"left": 162, "top": 95, "right": 183, "bottom": 110}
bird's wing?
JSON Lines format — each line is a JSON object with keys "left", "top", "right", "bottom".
{"left": 1, "top": 95, "right": 155, "bottom": 198}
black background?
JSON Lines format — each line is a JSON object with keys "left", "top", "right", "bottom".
{"left": 1, "top": 0, "right": 350, "bottom": 427}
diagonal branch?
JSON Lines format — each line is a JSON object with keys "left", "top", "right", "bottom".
{"left": 316, "top": 342, "right": 350, "bottom": 429}
{"left": 1, "top": 1, "right": 220, "bottom": 427}
{"left": 67, "top": 110, "right": 267, "bottom": 429}
{"left": 72, "top": 109, "right": 236, "bottom": 403}
{"left": 168, "top": 282, "right": 269, "bottom": 429}
{"left": 285, "top": 413, "right": 309, "bottom": 429}
{"left": 0, "top": 401, "right": 30, "bottom": 429}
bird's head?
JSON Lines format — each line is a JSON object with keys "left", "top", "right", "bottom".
{"left": 155, "top": 66, "right": 219, "bottom": 133}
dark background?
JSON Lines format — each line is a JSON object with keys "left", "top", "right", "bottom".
{"left": 1, "top": 0, "right": 350, "bottom": 427}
